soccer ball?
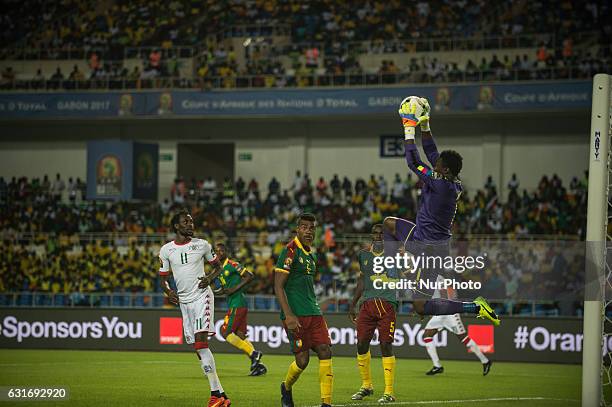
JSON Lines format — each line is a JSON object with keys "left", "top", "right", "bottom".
{"left": 399, "top": 95, "right": 426, "bottom": 118}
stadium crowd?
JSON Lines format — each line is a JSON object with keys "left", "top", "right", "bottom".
{"left": 3, "top": 0, "right": 608, "bottom": 51}
{"left": 0, "top": 171, "right": 587, "bottom": 315}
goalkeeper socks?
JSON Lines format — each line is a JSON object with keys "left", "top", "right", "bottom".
{"left": 381, "top": 356, "right": 395, "bottom": 395}
{"left": 463, "top": 336, "right": 489, "bottom": 364}
{"left": 423, "top": 298, "right": 477, "bottom": 315}
{"left": 319, "top": 359, "right": 333, "bottom": 405}
{"left": 424, "top": 337, "right": 442, "bottom": 368}
{"left": 196, "top": 347, "right": 224, "bottom": 393}
{"left": 357, "top": 351, "right": 373, "bottom": 389}
{"left": 284, "top": 361, "right": 304, "bottom": 390}
{"left": 226, "top": 333, "right": 255, "bottom": 357}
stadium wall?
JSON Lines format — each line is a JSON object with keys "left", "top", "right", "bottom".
{"left": 0, "top": 111, "right": 589, "bottom": 200}
{"left": 0, "top": 308, "right": 585, "bottom": 364}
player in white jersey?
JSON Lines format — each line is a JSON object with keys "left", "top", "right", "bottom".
{"left": 422, "top": 276, "right": 492, "bottom": 376}
{"left": 159, "top": 209, "right": 231, "bottom": 407}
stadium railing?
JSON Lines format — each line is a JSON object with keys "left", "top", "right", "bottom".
{"left": 1, "top": 31, "right": 599, "bottom": 61}
{"left": 0, "top": 66, "right": 605, "bottom": 92}
{"left": 0, "top": 291, "right": 567, "bottom": 317}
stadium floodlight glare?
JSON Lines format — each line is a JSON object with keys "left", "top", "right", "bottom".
{"left": 584, "top": 73, "right": 612, "bottom": 407}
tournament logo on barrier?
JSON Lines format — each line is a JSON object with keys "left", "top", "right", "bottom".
{"left": 158, "top": 92, "right": 173, "bottom": 115}
{"left": 135, "top": 152, "right": 154, "bottom": 189}
{"left": 468, "top": 324, "right": 494, "bottom": 353}
{"left": 477, "top": 86, "right": 494, "bottom": 110}
{"left": 159, "top": 317, "right": 183, "bottom": 345}
{"left": 95, "top": 155, "right": 122, "bottom": 196}
{"left": 118, "top": 94, "right": 133, "bottom": 116}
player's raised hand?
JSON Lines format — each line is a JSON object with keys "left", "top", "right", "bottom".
{"left": 399, "top": 96, "right": 428, "bottom": 139}
{"left": 285, "top": 314, "right": 301, "bottom": 332}
{"left": 166, "top": 290, "right": 179, "bottom": 305}
{"left": 419, "top": 97, "right": 431, "bottom": 132}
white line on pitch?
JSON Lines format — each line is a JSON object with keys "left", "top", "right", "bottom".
{"left": 304, "top": 397, "right": 580, "bottom": 407}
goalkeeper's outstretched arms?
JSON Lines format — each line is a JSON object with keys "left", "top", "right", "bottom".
{"left": 418, "top": 98, "right": 440, "bottom": 167}
{"left": 399, "top": 96, "right": 435, "bottom": 184}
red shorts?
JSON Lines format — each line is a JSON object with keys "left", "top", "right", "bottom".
{"left": 357, "top": 298, "right": 397, "bottom": 344}
{"left": 221, "top": 307, "right": 248, "bottom": 336}
{"left": 282, "top": 315, "right": 331, "bottom": 354}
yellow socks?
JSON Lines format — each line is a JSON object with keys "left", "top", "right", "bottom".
{"left": 284, "top": 361, "right": 304, "bottom": 390}
{"left": 319, "top": 359, "right": 333, "bottom": 405}
{"left": 382, "top": 356, "right": 396, "bottom": 395}
{"left": 357, "top": 351, "right": 373, "bottom": 389}
{"left": 226, "top": 333, "right": 255, "bottom": 357}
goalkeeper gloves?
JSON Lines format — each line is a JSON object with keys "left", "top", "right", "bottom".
{"left": 398, "top": 97, "right": 430, "bottom": 140}
{"left": 419, "top": 97, "right": 431, "bottom": 132}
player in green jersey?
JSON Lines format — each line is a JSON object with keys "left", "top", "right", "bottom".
{"left": 349, "top": 224, "right": 398, "bottom": 403}
{"left": 274, "top": 213, "right": 333, "bottom": 407}
{"left": 215, "top": 243, "right": 267, "bottom": 376}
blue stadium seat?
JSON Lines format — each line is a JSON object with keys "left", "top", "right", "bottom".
{"left": 17, "top": 292, "right": 33, "bottom": 306}
{"left": 53, "top": 294, "right": 66, "bottom": 306}
{"left": 153, "top": 296, "right": 165, "bottom": 307}
{"left": 133, "top": 296, "right": 145, "bottom": 307}
{"left": 99, "top": 295, "right": 110, "bottom": 307}
{"left": 112, "top": 295, "right": 125, "bottom": 307}
{"left": 254, "top": 297, "right": 271, "bottom": 310}
{"left": 0, "top": 294, "right": 10, "bottom": 306}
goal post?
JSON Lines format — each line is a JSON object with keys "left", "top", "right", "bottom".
{"left": 584, "top": 73, "right": 612, "bottom": 407}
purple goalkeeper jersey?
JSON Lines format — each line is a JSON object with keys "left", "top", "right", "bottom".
{"left": 404, "top": 137, "right": 462, "bottom": 243}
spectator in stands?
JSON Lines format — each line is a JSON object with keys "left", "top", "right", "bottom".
{"left": 50, "top": 173, "right": 65, "bottom": 202}
{"left": 508, "top": 174, "right": 520, "bottom": 192}
{"left": 49, "top": 67, "right": 64, "bottom": 89}
{"left": 1, "top": 66, "right": 15, "bottom": 89}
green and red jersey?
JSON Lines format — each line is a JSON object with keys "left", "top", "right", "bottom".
{"left": 275, "top": 237, "right": 322, "bottom": 319}
{"left": 218, "top": 258, "right": 249, "bottom": 308}
{"left": 358, "top": 248, "right": 399, "bottom": 309}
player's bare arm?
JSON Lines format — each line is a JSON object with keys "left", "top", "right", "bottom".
{"left": 349, "top": 274, "right": 364, "bottom": 325}
{"left": 274, "top": 271, "right": 300, "bottom": 331}
{"left": 160, "top": 273, "right": 179, "bottom": 305}
{"left": 198, "top": 260, "right": 223, "bottom": 289}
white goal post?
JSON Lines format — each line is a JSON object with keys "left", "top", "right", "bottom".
{"left": 584, "top": 73, "right": 612, "bottom": 407}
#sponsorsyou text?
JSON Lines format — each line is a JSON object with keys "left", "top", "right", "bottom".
{"left": 372, "top": 253, "right": 486, "bottom": 290}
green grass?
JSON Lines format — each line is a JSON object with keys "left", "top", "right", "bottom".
{"left": 0, "top": 350, "right": 580, "bottom": 406}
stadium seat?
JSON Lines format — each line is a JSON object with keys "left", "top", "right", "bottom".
{"left": 112, "top": 295, "right": 125, "bottom": 307}
{"left": 254, "top": 297, "right": 271, "bottom": 310}
{"left": 17, "top": 292, "right": 33, "bottom": 306}
{"left": 53, "top": 294, "right": 66, "bottom": 306}
{"left": 133, "top": 296, "right": 145, "bottom": 307}
{"left": 153, "top": 295, "right": 165, "bottom": 307}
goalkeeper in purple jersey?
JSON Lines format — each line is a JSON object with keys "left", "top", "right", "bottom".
{"left": 383, "top": 96, "right": 500, "bottom": 326}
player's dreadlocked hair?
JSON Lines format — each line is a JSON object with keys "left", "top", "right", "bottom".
{"left": 440, "top": 150, "right": 463, "bottom": 178}
{"left": 171, "top": 209, "right": 190, "bottom": 233}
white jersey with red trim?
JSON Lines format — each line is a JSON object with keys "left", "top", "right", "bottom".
{"left": 159, "top": 238, "right": 218, "bottom": 304}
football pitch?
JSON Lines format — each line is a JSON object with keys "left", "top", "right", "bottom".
{"left": 0, "top": 349, "right": 580, "bottom": 406}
